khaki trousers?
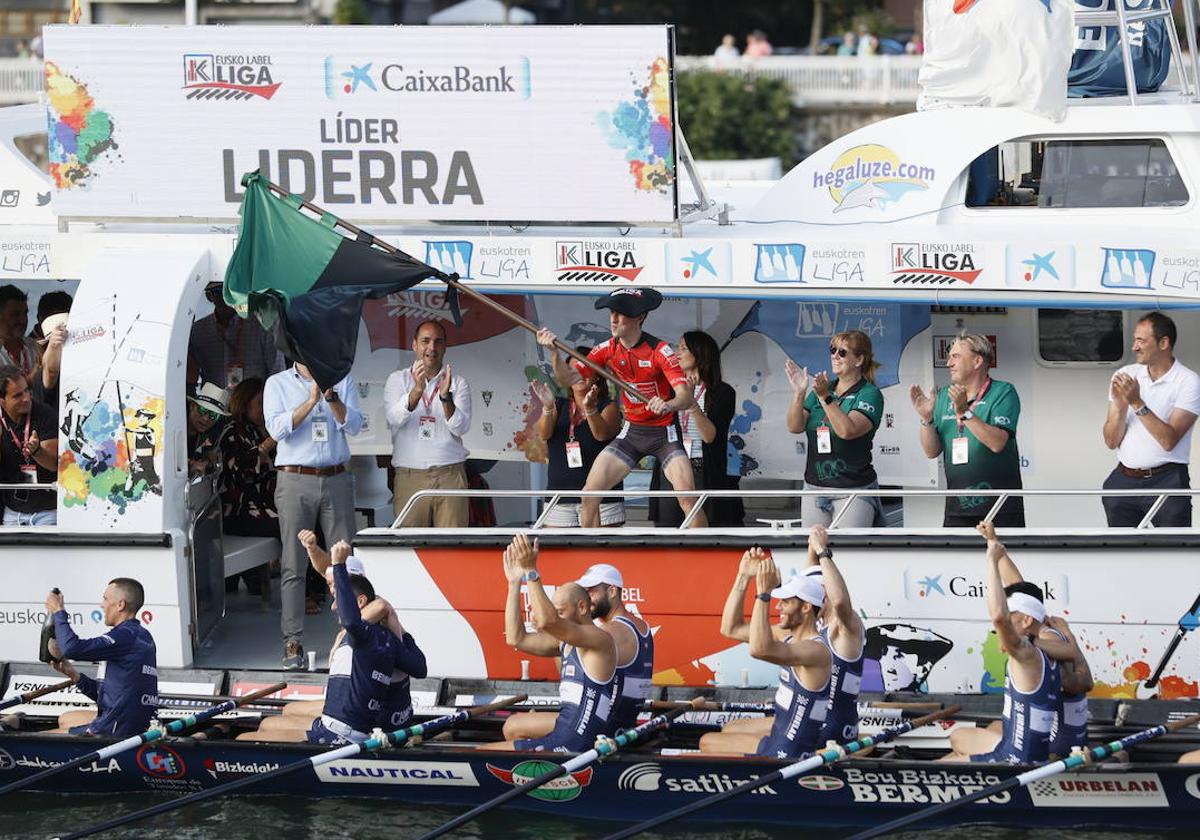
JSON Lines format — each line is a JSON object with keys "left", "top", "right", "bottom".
{"left": 392, "top": 462, "right": 469, "bottom": 528}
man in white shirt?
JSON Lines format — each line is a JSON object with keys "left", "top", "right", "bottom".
{"left": 383, "top": 320, "right": 472, "bottom": 528}
{"left": 1102, "top": 312, "right": 1200, "bottom": 527}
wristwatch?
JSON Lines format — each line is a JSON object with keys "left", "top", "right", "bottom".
{"left": 521, "top": 569, "right": 541, "bottom": 583}
{"left": 325, "top": 391, "right": 340, "bottom": 403}
{"left": 817, "top": 548, "right": 834, "bottom": 561}
{"left": 961, "top": 409, "right": 975, "bottom": 422}
{"left": 439, "top": 393, "right": 454, "bottom": 403}
{"left": 1135, "top": 405, "right": 1151, "bottom": 417}
{"left": 756, "top": 592, "right": 772, "bottom": 603}
{"left": 823, "top": 394, "right": 835, "bottom": 405}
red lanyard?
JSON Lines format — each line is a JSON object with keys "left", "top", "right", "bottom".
{"left": 418, "top": 370, "right": 444, "bottom": 413}
{"left": 681, "top": 384, "right": 706, "bottom": 435}
{"left": 567, "top": 402, "right": 584, "bottom": 442}
{"left": 957, "top": 378, "right": 992, "bottom": 432}
{"left": 0, "top": 411, "right": 32, "bottom": 465}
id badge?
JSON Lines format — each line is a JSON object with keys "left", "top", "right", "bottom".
{"left": 419, "top": 415, "right": 437, "bottom": 441}
{"left": 816, "top": 425, "right": 832, "bottom": 454}
{"left": 20, "top": 463, "right": 37, "bottom": 483}
{"left": 666, "top": 425, "right": 678, "bottom": 444}
{"left": 565, "top": 440, "right": 584, "bottom": 468}
{"left": 311, "top": 419, "right": 329, "bottom": 443}
{"left": 683, "top": 435, "right": 701, "bottom": 458}
{"left": 226, "top": 365, "right": 244, "bottom": 386}
{"left": 952, "top": 436, "right": 969, "bottom": 465}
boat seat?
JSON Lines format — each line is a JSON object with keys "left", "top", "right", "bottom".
{"left": 222, "top": 535, "right": 280, "bottom": 578}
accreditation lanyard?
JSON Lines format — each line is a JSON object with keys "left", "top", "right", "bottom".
{"left": 418, "top": 370, "right": 445, "bottom": 441}
{"left": 952, "top": 378, "right": 991, "bottom": 466}
{"left": 0, "top": 411, "right": 35, "bottom": 477}
{"left": 565, "top": 402, "right": 585, "bottom": 468}
{"left": 816, "top": 379, "right": 863, "bottom": 455}
{"left": 680, "top": 384, "right": 706, "bottom": 458}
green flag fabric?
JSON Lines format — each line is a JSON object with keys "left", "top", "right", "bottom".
{"left": 223, "top": 170, "right": 447, "bottom": 390}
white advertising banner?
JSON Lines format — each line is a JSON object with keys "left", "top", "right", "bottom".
{"left": 43, "top": 25, "right": 678, "bottom": 223}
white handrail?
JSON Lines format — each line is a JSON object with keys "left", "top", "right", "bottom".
{"left": 674, "top": 54, "right": 923, "bottom": 106}
{"left": 0, "top": 58, "right": 42, "bottom": 105}
{"left": 390, "top": 487, "right": 1200, "bottom": 531}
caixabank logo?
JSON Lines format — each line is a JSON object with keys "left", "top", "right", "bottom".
{"left": 182, "top": 53, "right": 282, "bottom": 101}
{"left": 323, "top": 56, "right": 532, "bottom": 100}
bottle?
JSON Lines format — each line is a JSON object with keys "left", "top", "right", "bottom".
{"left": 38, "top": 588, "right": 61, "bottom": 664}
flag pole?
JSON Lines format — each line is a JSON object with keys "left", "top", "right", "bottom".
{"left": 254, "top": 178, "right": 646, "bottom": 404}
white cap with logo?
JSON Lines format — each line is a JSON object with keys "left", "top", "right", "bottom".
{"left": 577, "top": 563, "right": 623, "bottom": 589}
{"left": 769, "top": 575, "right": 825, "bottom": 608}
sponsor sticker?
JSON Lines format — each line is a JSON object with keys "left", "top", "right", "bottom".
{"left": 1027, "top": 773, "right": 1168, "bottom": 807}
{"left": 182, "top": 53, "right": 281, "bottom": 101}
{"left": 136, "top": 744, "right": 186, "bottom": 779}
{"left": 797, "top": 774, "right": 845, "bottom": 792}
{"left": 815, "top": 144, "right": 935, "bottom": 213}
{"left": 316, "top": 759, "right": 479, "bottom": 787}
{"left": 0, "top": 749, "right": 13, "bottom": 771}
{"left": 487, "top": 760, "right": 591, "bottom": 801}
{"left": 613, "top": 762, "right": 777, "bottom": 796}
{"left": 555, "top": 240, "right": 644, "bottom": 283}
{"left": 891, "top": 243, "right": 981, "bottom": 285}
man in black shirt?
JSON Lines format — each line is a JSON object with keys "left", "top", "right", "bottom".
{"left": 0, "top": 365, "right": 58, "bottom": 525}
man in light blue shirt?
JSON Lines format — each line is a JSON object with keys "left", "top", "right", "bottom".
{"left": 264, "top": 362, "right": 363, "bottom": 670}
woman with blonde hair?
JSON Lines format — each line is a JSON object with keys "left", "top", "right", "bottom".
{"left": 786, "top": 330, "right": 885, "bottom": 528}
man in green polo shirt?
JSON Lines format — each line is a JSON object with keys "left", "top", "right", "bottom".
{"left": 910, "top": 333, "right": 1025, "bottom": 527}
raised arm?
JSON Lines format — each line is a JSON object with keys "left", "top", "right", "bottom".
{"left": 533, "top": 382, "right": 558, "bottom": 442}
{"left": 911, "top": 385, "right": 943, "bottom": 459}
{"left": 1103, "top": 374, "right": 1129, "bottom": 450}
{"left": 784, "top": 359, "right": 810, "bottom": 435}
{"left": 514, "top": 537, "right": 613, "bottom": 652}
{"left": 811, "top": 526, "right": 862, "bottom": 640}
{"left": 719, "top": 548, "right": 763, "bottom": 642}
{"left": 298, "top": 529, "right": 331, "bottom": 576}
{"left": 748, "top": 558, "right": 830, "bottom": 668}
{"left": 536, "top": 329, "right": 583, "bottom": 389}
{"left": 985, "top": 539, "right": 1038, "bottom": 668}
{"left": 501, "top": 538, "right": 559, "bottom": 657}
{"left": 977, "top": 521, "right": 1023, "bottom": 587}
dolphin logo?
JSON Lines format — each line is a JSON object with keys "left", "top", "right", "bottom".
{"left": 832, "top": 181, "right": 890, "bottom": 213}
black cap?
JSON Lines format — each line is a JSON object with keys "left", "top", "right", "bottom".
{"left": 594, "top": 288, "right": 663, "bottom": 317}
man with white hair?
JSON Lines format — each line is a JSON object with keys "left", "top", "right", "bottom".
{"left": 910, "top": 332, "right": 1025, "bottom": 527}
{"left": 702, "top": 547, "right": 832, "bottom": 757}
{"left": 943, "top": 525, "right": 1061, "bottom": 762}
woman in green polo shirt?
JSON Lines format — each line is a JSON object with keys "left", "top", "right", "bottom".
{"left": 786, "top": 330, "right": 885, "bottom": 528}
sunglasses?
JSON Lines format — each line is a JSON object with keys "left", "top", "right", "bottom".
{"left": 829, "top": 346, "right": 850, "bottom": 358}
{"left": 197, "top": 404, "right": 223, "bottom": 421}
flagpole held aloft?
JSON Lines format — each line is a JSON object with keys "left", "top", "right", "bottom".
{"left": 228, "top": 170, "right": 645, "bottom": 403}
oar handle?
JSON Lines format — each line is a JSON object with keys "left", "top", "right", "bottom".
{"left": 905, "top": 704, "right": 962, "bottom": 731}
{"left": 468, "top": 693, "right": 528, "bottom": 717}
{"left": 17, "top": 678, "right": 74, "bottom": 703}
{"left": 234, "top": 682, "right": 288, "bottom": 706}
{"left": 1165, "top": 713, "right": 1200, "bottom": 732}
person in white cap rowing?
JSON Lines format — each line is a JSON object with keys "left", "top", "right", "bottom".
{"left": 701, "top": 547, "right": 832, "bottom": 757}
{"left": 536, "top": 288, "right": 706, "bottom": 528}
{"left": 943, "top": 525, "right": 1062, "bottom": 762}
{"left": 502, "top": 561, "right": 654, "bottom": 742}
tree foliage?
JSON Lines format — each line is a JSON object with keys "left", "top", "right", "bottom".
{"left": 676, "top": 70, "right": 795, "bottom": 166}
{"left": 333, "top": 0, "right": 370, "bottom": 25}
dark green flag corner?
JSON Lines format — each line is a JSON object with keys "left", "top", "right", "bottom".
{"left": 223, "top": 169, "right": 449, "bottom": 390}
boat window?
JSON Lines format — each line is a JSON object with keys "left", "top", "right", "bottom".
{"left": 965, "top": 139, "right": 1188, "bottom": 209}
{"left": 1037, "top": 309, "right": 1125, "bottom": 364}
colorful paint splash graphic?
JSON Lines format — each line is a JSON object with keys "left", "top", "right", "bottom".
{"left": 728, "top": 371, "right": 764, "bottom": 476}
{"left": 46, "top": 62, "right": 118, "bottom": 189}
{"left": 58, "top": 387, "right": 164, "bottom": 515}
{"left": 597, "top": 57, "right": 674, "bottom": 194}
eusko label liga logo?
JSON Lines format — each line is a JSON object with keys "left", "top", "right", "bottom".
{"left": 182, "top": 53, "right": 282, "bottom": 101}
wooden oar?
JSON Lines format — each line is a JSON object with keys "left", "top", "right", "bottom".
{"left": 0, "top": 679, "right": 74, "bottom": 713}
{"left": 417, "top": 697, "right": 705, "bottom": 840}
{"left": 0, "top": 682, "right": 286, "bottom": 798}
{"left": 56, "top": 694, "right": 526, "bottom": 840}
{"left": 646, "top": 699, "right": 771, "bottom": 713}
{"left": 844, "top": 712, "right": 1200, "bottom": 840}
{"left": 602, "top": 705, "right": 961, "bottom": 840}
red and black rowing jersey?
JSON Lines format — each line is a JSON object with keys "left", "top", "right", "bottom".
{"left": 573, "top": 332, "right": 686, "bottom": 427}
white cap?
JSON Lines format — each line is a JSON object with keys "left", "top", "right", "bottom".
{"left": 41, "top": 312, "right": 68, "bottom": 336}
{"left": 189, "top": 381, "right": 231, "bottom": 416}
{"left": 346, "top": 555, "right": 366, "bottom": 576}
{"left": 770, "top": 575, "right": 825, "bottom": 608}
{"left": 1007, "top": 592, "right": 1046, "bottom": 623}
{"left": 802, "top": 566, "right": 824, "bottom": 578}
{"left": 577, "top": 563, "right": 623, "bottom": 588}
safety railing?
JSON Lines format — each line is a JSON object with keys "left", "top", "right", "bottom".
{"left": 392, "top": 487, "right": 1200, "bottom": 531}
{"left": 0, "top": 58, "right": 42, "bottom": 105}
{"left": 675, "top": 54, "right": 923, "bottom": 106}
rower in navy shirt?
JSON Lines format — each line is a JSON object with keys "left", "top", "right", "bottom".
{"left": 482, "top": 534, "right": 619, "bottom": 752}
{"left": 45, "top": 579, "right": 158, "bottom": 738}
{"left": 700, "top": 548, "right": 832, "bottom": 757}
{"left": 944, "top": 525, "right": 1063, "bottom": 763}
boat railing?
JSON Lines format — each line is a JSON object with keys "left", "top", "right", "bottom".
{"left": 674, "top": 54, "right": 923, "bottom": 106}
{"left": 391, "top": 487, "right": 1200, "bottom": 531}
{"left": 0, "top": 58, "right": 41, "bottom": 105}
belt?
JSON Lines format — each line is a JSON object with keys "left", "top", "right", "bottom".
{"left": 279, "top": 464, "right": 346, "bottom": 477}
{"left": 1118, "top": 462, "right": 1180, "bottom": 479}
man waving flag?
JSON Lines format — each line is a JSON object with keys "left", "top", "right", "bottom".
{"left": 222, "top": 170, "right": 450, "bottom": 391}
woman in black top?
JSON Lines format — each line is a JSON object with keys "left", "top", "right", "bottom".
{"left": 650, "top": 330, "right": 744, "bottom": 527}
{"left": 533, "top": 348, "right": 624, "bottom": 527}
